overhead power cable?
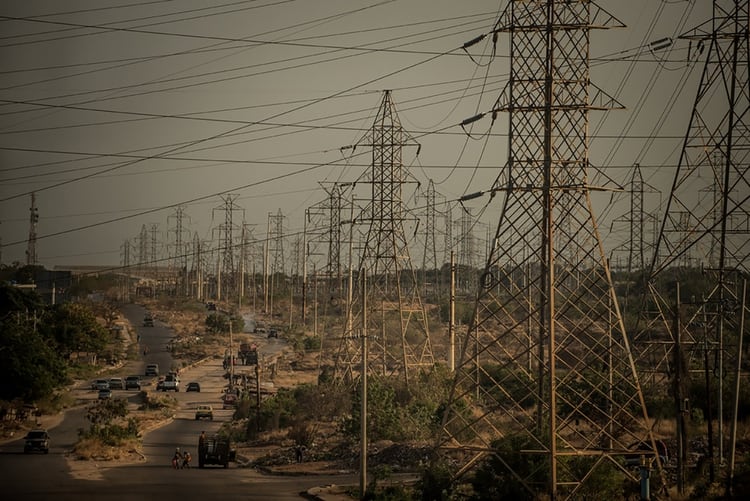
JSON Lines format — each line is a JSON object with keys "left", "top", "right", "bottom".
{"left": 0, "top": 39, "right": 461, "bottom": 251}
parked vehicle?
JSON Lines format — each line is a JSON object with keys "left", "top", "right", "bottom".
{"left": 198, "top": 435, "right": 235, "bottom": 468}
{"left": 195, "top": 405, "right": 213, "bottom": 420}
{"left": 91, "top": 379, "right": 109, "bottom": 391}
{"left": 98, "top": 388, "right": 112, "bottom": 400}
{"left": 142, "top": 312, "right": 154, "bottom": 327}
{"left": 145, "top": 363, "right": 159, "bottom": 377}
{"left": 24, "top": 429, "right": 50, "bottom": 454}
{"left": 186, "top": 382, "right": 201, "bottom": 392}
{"left": 124, "top": 375, "right": 141, "bottom": 390}
{"left": 108, "top": 377, "right": 124, "bottom": 390}
{"left": 222, "top": 393, "right": 237, "bottom": 410}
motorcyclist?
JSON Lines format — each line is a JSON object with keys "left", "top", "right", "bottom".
{"left": 172, "top": 447, "right": 182, "bottom": 469}
{"left": 182, "top": 450, "right": 192, "bottom": 469}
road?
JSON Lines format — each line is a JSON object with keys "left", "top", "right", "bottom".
{"left": 0, "top": 304, "right": 355, "bottom": 500}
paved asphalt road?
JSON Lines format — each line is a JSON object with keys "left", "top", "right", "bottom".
{"left": 0, "top": 304, "right": 356, "bottom": 500}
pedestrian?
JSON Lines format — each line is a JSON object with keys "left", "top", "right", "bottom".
{"left": 295, "top": 443, "right": 305, "bottom": 463}
{"left": 199, "top": 431, "right": 207, "bottom": 453}
{"left": 172, "top": 447, "right": 182, "bottom": 469}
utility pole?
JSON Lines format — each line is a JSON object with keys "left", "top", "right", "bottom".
{"left": 359, "top": 269, "right": 368, "bottom": 500}
{"left": 449, "top": 251, "right": 456, "bottom": 372}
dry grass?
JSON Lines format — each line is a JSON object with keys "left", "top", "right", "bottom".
{"left": 72, "top": 436, "right": 141, "bottom": 461}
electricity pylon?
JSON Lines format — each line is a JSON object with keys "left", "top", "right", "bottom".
{"left": 439, "top": 3, "right": 656, "bottom": 499}
{"left": 212, "top": 194, "right": 243, "bottom": 301}
{"left": 190, "top": 231, "right": 204, "bottom": 300}
{"left": 632, "top": 0, "right": 750, "bottom": 483}
{"left": 26, "top": 192, "right": 38, "bottom": 265}
{"left": 168, "top": 206, "right": 190, "bottom": 295}
{"left": 138, "top": 224, "right": 148, "bottom": 276}
{"left": 335, "top": 90, "right": 434, "bottom": 387}
{"left": 420, "top": 179, "right": 442, "bottom": 298}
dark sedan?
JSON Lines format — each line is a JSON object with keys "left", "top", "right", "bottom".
{"left": 24, "top": 430, "right": 50, "bottom": 454}
{"left": 186, "top": 382, "right": 201, "bottom": 392}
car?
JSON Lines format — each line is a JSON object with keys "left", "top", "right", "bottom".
{"left": 186, "top": 382, "right": 201, "bottom": 392}
{"left": 161, "top": 374, "right": 180, "bottom": 392}
{"left": 143, "top": 312, "right": 154, "bottom": 327}
{"left": 145, "top": 363, "right": 159, "bottom": 377}
{"left": 98, "top": 388, "right": 113, "bottom": 400}
{"left": 222, "top": 393, "right": 237, "bottom": 410}
{"left": 108, "top": 377, "right": 124, "bottom": 390}
{"left": 125, "top": 375, "right": 141, "bottom": 390}
{"left": 91, "top": 379, "right": 109, "bottom": 391}
{"left": 24, "top": 429, "right": 50, "bottom": 454}
{"left": 267, "top": 328, "right": 278, "bottom": 339}
{"left": 195, "top": 405, "right": 213, "bottom": 421}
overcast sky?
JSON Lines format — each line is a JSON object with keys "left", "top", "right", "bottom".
{"left": 0, "top": 0, "right": 713, "bottom": 269}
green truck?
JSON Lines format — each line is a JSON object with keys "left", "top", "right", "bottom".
{"left": 198, "top": 435, "right": 236, "bottom": 468}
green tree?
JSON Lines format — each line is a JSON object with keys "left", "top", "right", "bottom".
{"left": 0, "top": 283, "right": 44, "bottom": 317}
{"left": 0, "top": 316, "right": 67, "bottom": 401}
{"left": 43, "top": 303, "right": 110, "bottom": 360}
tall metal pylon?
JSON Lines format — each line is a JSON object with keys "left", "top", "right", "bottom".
{"left": 335, "top": 90, "right": 434, "bottom": 387}
{"left": 609, "top": 164, "right": 658, "bottom": 274}
{"left": 632, "top": 0, "right": 750, "bottom": 481}
{"left": 138, "top": 224, "right": 148, "bottom": 275}
{"left": 439, "top": 3, "right": 656, "bottom": 498}
{"left": 264, "top": 209, "right": 285, "bottom": 314}
{"left": 26, "top": 192, "right": 38, "bottom": 266}
{"left": 120, "top": 239, "right": 131, "bottom": 301}
{"left": 190, "top": 231, "right": 204, "bottom": 300}
{"left": 457, "top": 207, "right": 478, "bottom": 293}
{"left": 149, "top": 223, "right": 159, "bottom": 272}
{"left": 168, "top": 206, "right": 190, "bottom": 295}
{"left": 420, "top": 179, "right": 442, "bottom": 298}
{"left": 213, "top": 194, "right": 243, "bottom": 301}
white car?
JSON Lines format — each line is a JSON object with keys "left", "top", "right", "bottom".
{"left": 91, "top": 379, "right": 109, "bottom": 391}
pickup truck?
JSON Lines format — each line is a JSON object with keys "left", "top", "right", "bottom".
{"left": 161, "top": 374, "right": 180, "bottom": 392}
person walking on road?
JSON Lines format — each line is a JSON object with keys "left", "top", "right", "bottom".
{"left": 172, "top": 448, "right": 183, "bottom": 469}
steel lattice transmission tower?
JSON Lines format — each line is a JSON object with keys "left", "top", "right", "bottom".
{"left": 439, "top": 3, "right": 656, "bottom": 498}
{"left": 264, "top": 209, "right": 286, "bottom": 314}
{"left": 632, "top": 0, "right": 750, "bottom": 480}
{"left": 335, "top": 90, "right": 434, "bottom": 386}
{"left": 190, "top": 231, "right": 204, "bottom": 300}
{"left": 138, "top": 224, "right": 148, "bottom": 275}
{"left": 213, "top": 194, "right": 243, "bottom": 301}
{"left": 168, "top": 206, "right": 190, "bottom": 295}
{"left": 420, "top": 179, "right": 443, "bottom": 298}
{"left": 26, "top": 192, "right": 39, "bottom": 266}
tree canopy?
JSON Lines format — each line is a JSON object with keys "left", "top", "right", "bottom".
{"left": 0, "top": 284, "right": 111, "bottom": 403}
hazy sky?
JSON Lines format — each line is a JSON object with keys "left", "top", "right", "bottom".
{"left": 0, "top": 0, "right": 713, "bottom": 269}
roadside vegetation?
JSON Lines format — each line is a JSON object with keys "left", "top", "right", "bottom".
{"left": 0, "top": 279, "right": 112, "bottom": 411}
